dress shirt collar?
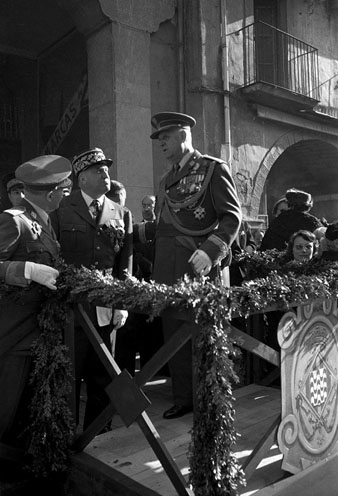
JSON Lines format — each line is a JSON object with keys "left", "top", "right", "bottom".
{"left": 81, "top": 190, "right": 105, "bottom": 208}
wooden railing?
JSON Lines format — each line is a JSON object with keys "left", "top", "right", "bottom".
{"left": 2, "top": 285, "right": 337, "bottom": 495}
{"left": 65, "top": 301, "right": 284, "bottom": 495}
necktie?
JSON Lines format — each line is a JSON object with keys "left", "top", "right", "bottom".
{"left": 90, "top": 199, "right": 100, "bottom": 221}
{"left": 173, "top": 163, "right": 180, "bottom": 176}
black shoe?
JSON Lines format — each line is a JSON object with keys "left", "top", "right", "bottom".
{"left": 163, "top": 404, "right": 193, "bottom": 419}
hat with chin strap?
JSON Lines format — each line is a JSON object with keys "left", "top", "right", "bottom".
{"left": 150, "top": 112, "right": 196, "bottom": 139}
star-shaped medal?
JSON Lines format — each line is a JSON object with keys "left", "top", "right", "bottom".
{"left": 194, "top": 206, "right": 206, "bottom": 220}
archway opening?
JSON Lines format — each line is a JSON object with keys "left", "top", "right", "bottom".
{"left": 263, "top": 139, "right": 338, "bottom": 223}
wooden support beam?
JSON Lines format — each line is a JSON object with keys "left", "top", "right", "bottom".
{"left": 229, "top": 324, "right": 280, "bottom": 366}
{"left": 243, "top": 414, "right": 281, "bottom": 481}
{"left": 135, "top": 322, "right": 192, "bottom": 387}
{"left": 72, "top": 304, "right": 191, "bottom": 496}
{"left": 73, "top": 304, "right": 193, "bottom": 448}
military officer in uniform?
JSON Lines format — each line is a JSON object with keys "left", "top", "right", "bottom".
{"left": 135, "top": 111, "right": 242, "bottom": 419}
{"left": 2, "top": 172, "right": 25, "bottom": 208}
{"left": 51, "top": 147, "right": 133, "bottom": 431}
{"left": 0, "top": 154, "right": 72, "bottom": 449}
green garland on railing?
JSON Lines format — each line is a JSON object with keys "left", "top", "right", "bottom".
{"left": 3, "top": 252, "right": 338, "bottom": 494}
{"left": 188, "top": 284, "right": 246, "bottom": 494}
{"left": 25, "top": 295, "right": 74, "bottom": 477}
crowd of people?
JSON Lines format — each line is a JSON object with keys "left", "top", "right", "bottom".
{"left": 260, "top": 188, "right": 338, "bottom": 263}
{"left": 1, "top": 109, "right": 338, "bottom": 474}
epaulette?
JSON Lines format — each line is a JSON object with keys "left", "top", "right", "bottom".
{"left": 3, "top": 206, "right": 26, "bottom": 216}
{"left": 202, "top": 154, "right": 225, "bottom": 164}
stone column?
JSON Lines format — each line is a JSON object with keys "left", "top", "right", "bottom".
{"left": 57, "top": 0, "right": 175, "bottom": 219}
{"left": 184, "top": 0, "right": 225, "bottom": 157}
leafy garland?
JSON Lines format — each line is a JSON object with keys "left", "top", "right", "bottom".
{"left": 25, "top": 296, "right": 74, "bottom": 477}
{"left": 188, "top": 289, "right": 246, "bottom": 494}
{"left": 3, "top": 251, "right": 338, "bottom": 494}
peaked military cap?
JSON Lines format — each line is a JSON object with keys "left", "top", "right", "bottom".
{"left": 72, "top": 147, "right": 112, "bottom": 177}
{"left": 7, "top": 178, "right": 24, "bottom": 193}
{"left": 2, "top": 172, "right": 24, "bottom": 193}
{"left": 150, "top": 111, "right": 196, "bottom": 139}
{"left": 285, "top": 188, "right": 313, "bottom": 207}
{"left": 15, "top": 155, "right": 72, "bottom": 190}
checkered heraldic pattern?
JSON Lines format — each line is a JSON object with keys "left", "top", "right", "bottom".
{"left": 310, "top": 367, "right": 328, "bottom": 407}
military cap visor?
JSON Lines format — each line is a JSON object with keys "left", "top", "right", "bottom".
{"left": 15, "top": 155, "right": 72, "bottom": 190}
{"left": 150, "top": 112, "right": 196, "bottom": 139}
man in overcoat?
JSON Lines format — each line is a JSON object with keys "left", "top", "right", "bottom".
{"left": 135, "top": 112, "right": 242, "bottom": 418}
{"left": 0, "top": 154, "right": 72, "bottom": 448}
{"left": 51, "top": 147, "right": 133, "bottom": 430}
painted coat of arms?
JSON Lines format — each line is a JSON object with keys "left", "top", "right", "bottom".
{"left": 277, "top": 300, "right": 338, "bottom": 474}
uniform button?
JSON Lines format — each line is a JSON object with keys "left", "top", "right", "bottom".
{"left": 72, "top": 227, "right": 75, "bottom": 231}
{"left": 96, "top": 246, "right": 101, "bottom": 250}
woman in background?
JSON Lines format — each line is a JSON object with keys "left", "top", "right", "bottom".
{"left": 283, "top": 230, "right": 317, "bottom": 263}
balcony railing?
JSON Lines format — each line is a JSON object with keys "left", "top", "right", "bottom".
{"left": 229, "top": 21, "right": 320, "bottom": 102}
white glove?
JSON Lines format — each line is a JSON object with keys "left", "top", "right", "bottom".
{"left": 24, "top": 261, "right": 59, "bottom": 290}
{"left": 113, "top": 309, "right": 128, "bottom": 330}
{"left": 188, "top": 249, "right": 212, "bottom": 276}
{"left": 96, "top": 307, "right": 113, "bottom": 327}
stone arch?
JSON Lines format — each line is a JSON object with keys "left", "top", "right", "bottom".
{"left": 249, "top": 129, "right": 320, "bottom": 217}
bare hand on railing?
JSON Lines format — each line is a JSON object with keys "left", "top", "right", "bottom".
{"left": 188, "top": 249, "right": 212, "bottom": 276}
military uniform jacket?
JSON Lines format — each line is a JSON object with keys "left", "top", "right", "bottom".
{"left": 0, "top": 199, "right": 60, "bottom": 353}
{"left": 142, "top": 150, "right": 242, "bottom": 285}
{"left": 51, "top": 190, "right": 132, "bottom": 278}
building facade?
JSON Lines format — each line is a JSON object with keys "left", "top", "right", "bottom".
{"left": 0, "top": 0, "right": 338, "bottom": 226}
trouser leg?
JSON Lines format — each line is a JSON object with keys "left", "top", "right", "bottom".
{"left": 162, "top": 317, "right": 193, "bottom": 407}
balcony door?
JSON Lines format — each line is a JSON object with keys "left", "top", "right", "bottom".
{"left": 254, "top": 0, "right": 288, "bottom": 88}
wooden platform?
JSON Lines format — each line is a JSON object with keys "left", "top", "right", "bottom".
{"left": 82, "top": 381, "right": 284, "bottom": 495}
